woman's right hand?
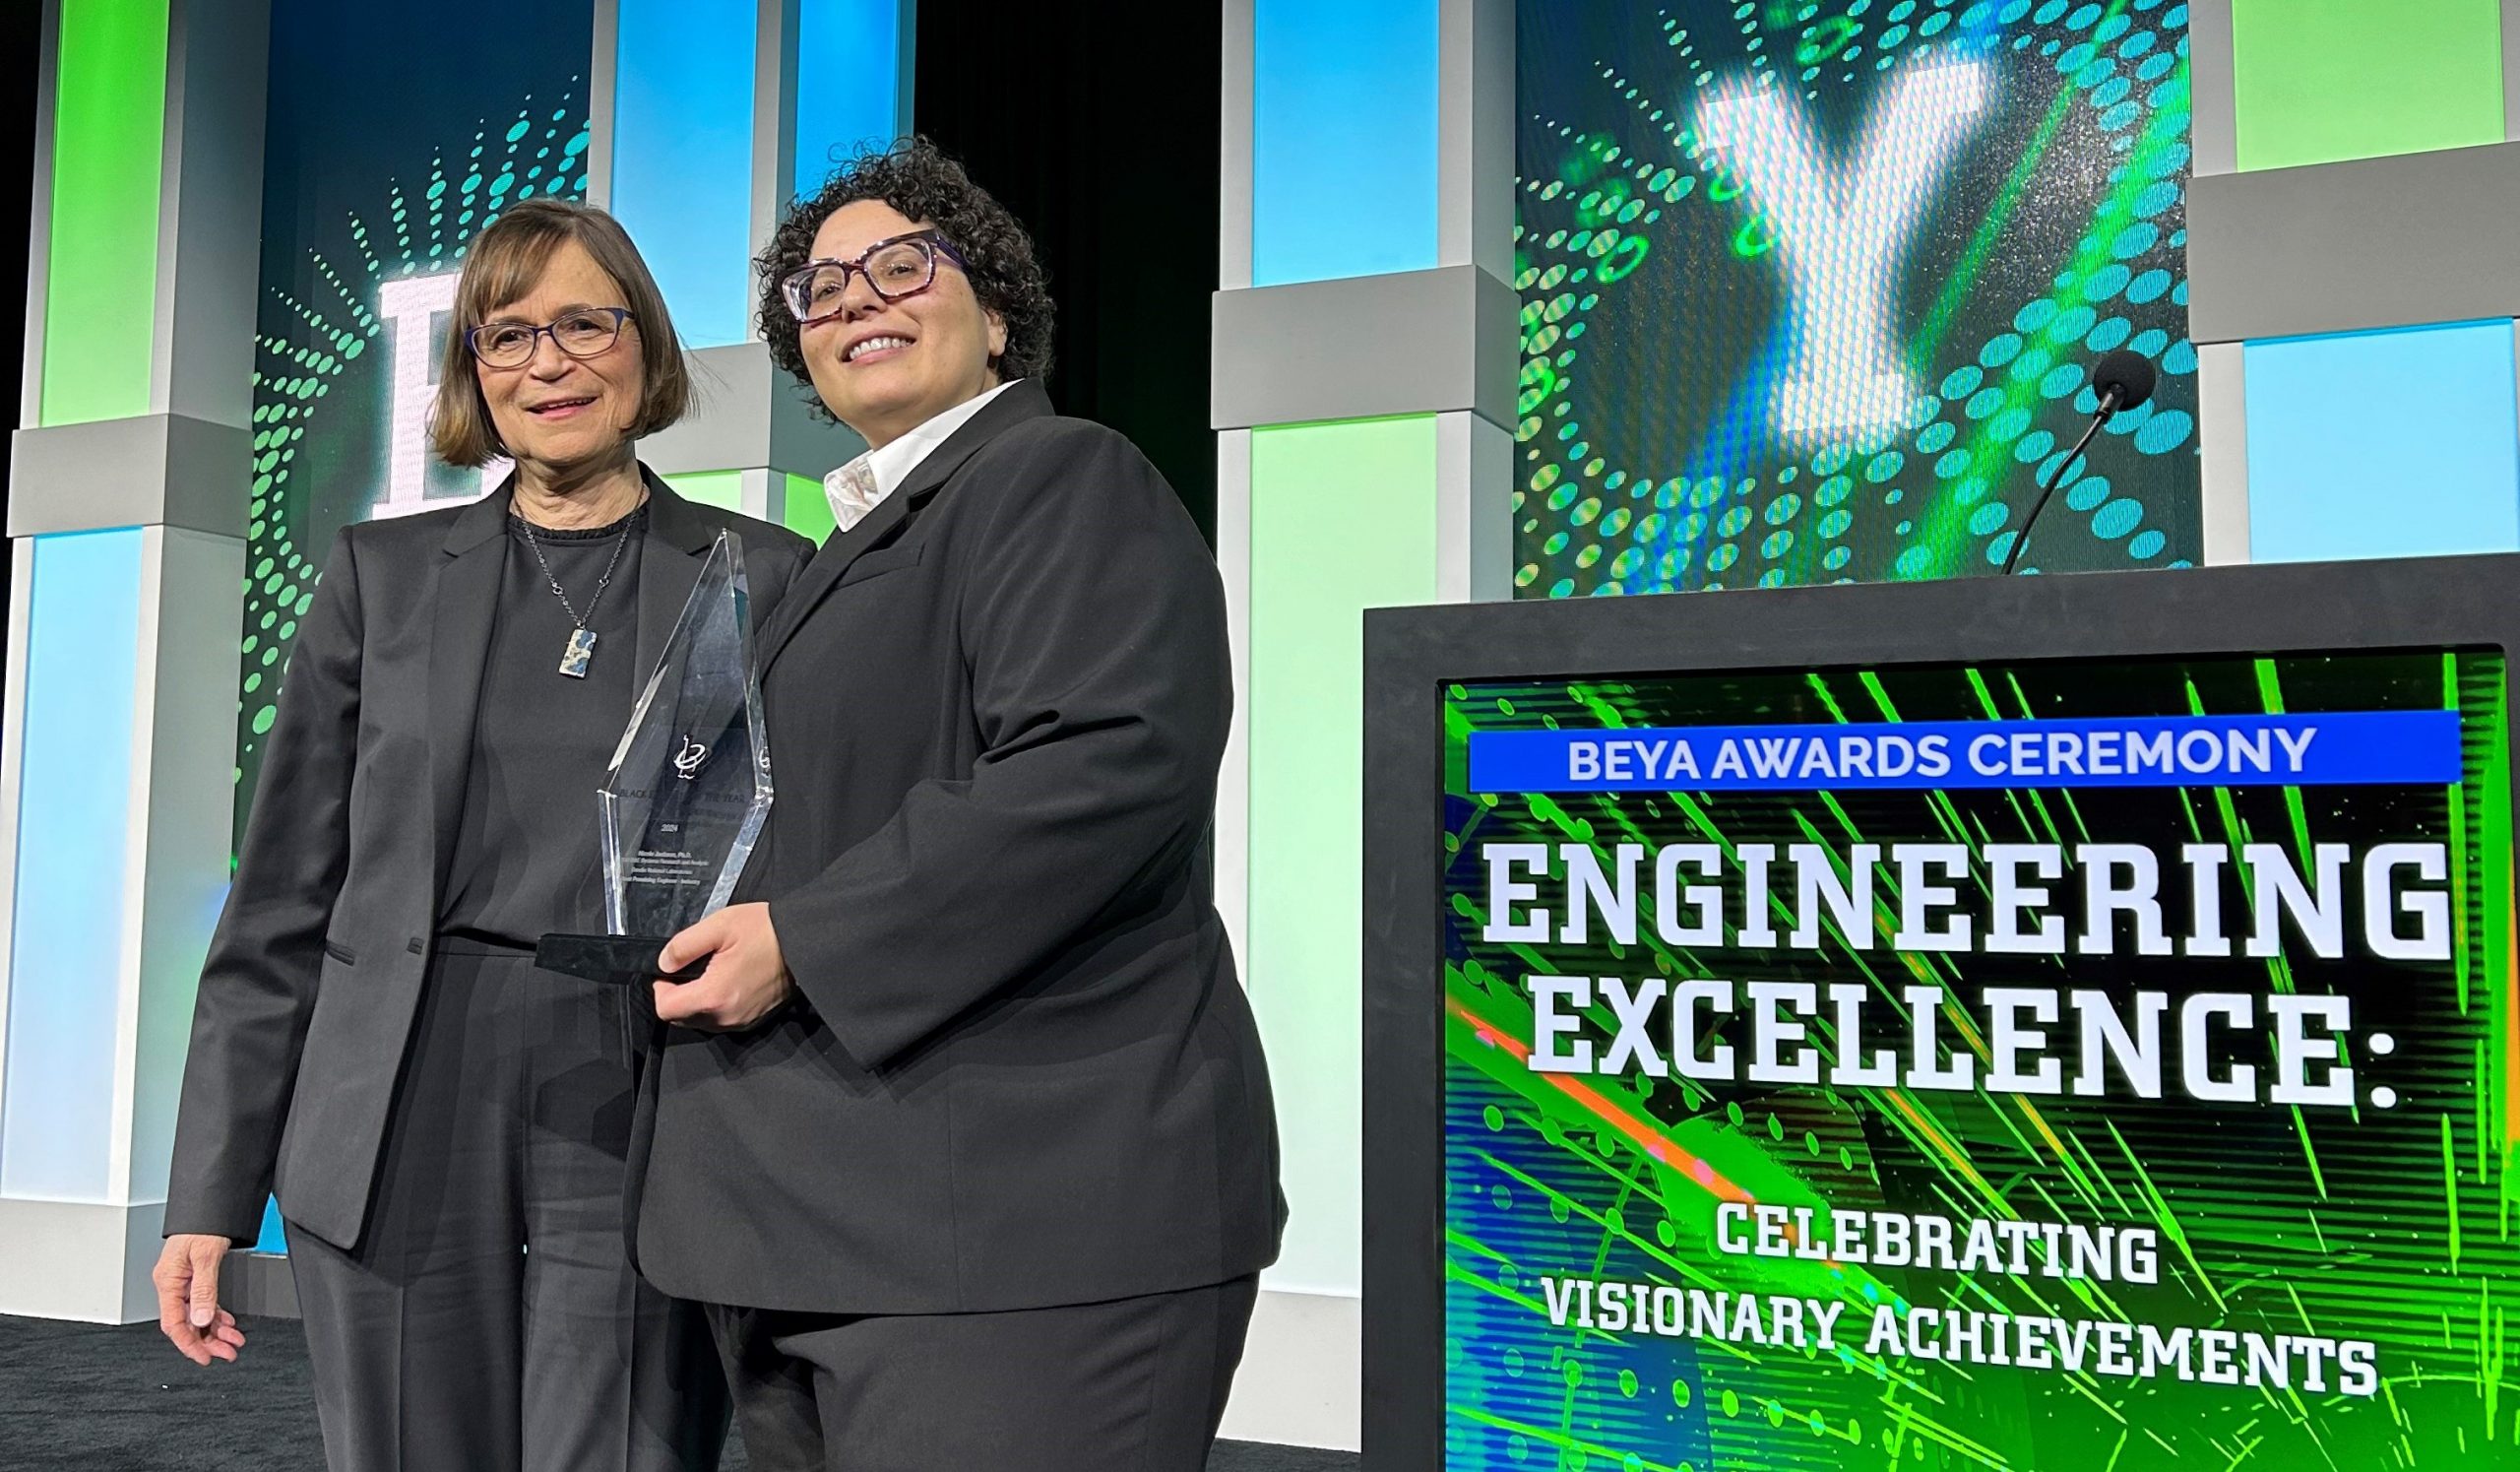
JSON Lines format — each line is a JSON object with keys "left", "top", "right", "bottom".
{"left": 153, "top": 1234, "right": 247, "bottom": 1365}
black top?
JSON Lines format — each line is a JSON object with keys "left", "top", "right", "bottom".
{"left": 438, "top": 501, "right": 649, "bottom": 944}
{"left": 164, "top": 471, "right": 813, "bottom": 1249}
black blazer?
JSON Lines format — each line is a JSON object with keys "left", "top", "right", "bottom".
{"left": 632, "top": 381, "right": 1286, "bottom": 1314}
{"left": 164, "top": 471, "right": 811, "bottom": 1248}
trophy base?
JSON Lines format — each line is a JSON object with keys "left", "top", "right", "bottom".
{"left": 534, "top": 933, "right": 709, "bottom": 987}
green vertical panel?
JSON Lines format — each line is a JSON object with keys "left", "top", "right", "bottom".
{"left": 39, "top": 0, "right": 169, "bottom": 426}
{"left": 663, "top": 469, "right": 745, "bottom": 512}
{"left": 2232, "top": 0, "right": 2503, "bottom": 170}
{"left": 1248, "top": 415, "right": 1441, "bottom": 1293}
{"left": 783, "top": 471, "right": 836, "bottom": 544}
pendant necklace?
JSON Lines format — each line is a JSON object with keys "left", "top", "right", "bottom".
{"left": 517, "top": 500, "right": 639, "bottom": 677}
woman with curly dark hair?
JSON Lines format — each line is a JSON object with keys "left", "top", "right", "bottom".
{"left": 627, "top": 138, "right": 1285, "bottom": 1470}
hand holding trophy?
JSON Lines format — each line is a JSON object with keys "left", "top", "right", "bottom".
{"left": 536, "top": 530, "right": 772, "bottom": 985}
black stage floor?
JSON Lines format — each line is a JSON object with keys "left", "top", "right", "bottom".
{"left": 0, "top": 1313, "right": 1357, "bottom": 1471}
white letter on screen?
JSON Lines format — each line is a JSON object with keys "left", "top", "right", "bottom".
{"left": 375, "top": 271, "right": 507, "bottom": 516}
{"left": 1790, "top": 842, "right": 1877, "bottom": 950}
{"left": 2267, "top": 993, "right": 2354, "bottom": 1107}
{"left": 1895, "top": 845, "right": 1974, "bottom": 950}
{"left": 1670, "top": 980, "right": 1738, "bottom": 1080}
{"left": 1527, "top": 976, "right": 1596, "bottom": 1074}
{"left": 1745, "top": 981, "right": 1821, "bottom": 1083}
{"left": 2180, "top": 993, "right": 2257, "bottom": 1103}
{"left": 1985, "top": 844, "right": 2064, "bottom": 954}
{"left": 2243, "top": 842, "right": 2348, "bottom": 959}
{"left": 1984, "top": 988, "right": 2062, "bottom": 1094}
{"left": 1601, "top": 975, "right": 1670, "bottom": 1077}
{"left": 1561, "top": 843, "right": 1643, "bottom": 945}
{"left": 2077, "top": 843, "right": 2172, "bottom": 955}
{"left": 1656, "top": 844, "right": 1726, "bottom": 945}
{"left": 1694, "top": 62, "right": 1988, "bottom": 438}
{"left": 1482, "top": 844, "right": 1552, "bottom": 942}
{"left": 2363, "top": 843, "right": 2450, "bottom": 961}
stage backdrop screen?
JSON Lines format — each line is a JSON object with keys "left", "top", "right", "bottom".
{"left": 1514, "top": 0, "right": 2200, "bottom": 596}
{"left": 1442, "top": 648, "right": 2513, "bottom": 1468}
{"left": 235, "top": 0, "right": 594, "bottom": 839}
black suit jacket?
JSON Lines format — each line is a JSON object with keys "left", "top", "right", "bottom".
{"left": 633, "top": 381, "right": 1286, "bottom": 1314}
{"left": 164, "top": 471, "right": 811, "bottom": 1248}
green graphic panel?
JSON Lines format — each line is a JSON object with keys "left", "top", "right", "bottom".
{"left": 1251, "top": 416, "right": 1441, "bottom": 1292}
{"left": 663, "top": 469, "right": 744, "bottom": 512}
{"left": 784, "top": 471, "right": 836, "bottom": 544}
{"left": 2233, "top": 0, "right": 2503, "bottom": 170}
{"left": 39, "top": 0, "right": 167, "bottom": 426}
{"left": 1442, "top": 649, "right": 2520, "bottom": 1469}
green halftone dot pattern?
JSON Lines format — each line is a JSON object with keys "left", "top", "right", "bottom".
{"left": 1514, "top": 0, "right": 2198, "bottom": 600}
{"left": 234, "top": 95, "right": 592, "bottom": 839}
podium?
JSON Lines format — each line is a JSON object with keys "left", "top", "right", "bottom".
{"left": 1362, "top": 555, "right": 2520, "bottom": 1470}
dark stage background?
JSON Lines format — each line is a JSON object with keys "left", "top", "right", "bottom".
{"left": 913, "top": 0, "right": 1224, "bottom": 543}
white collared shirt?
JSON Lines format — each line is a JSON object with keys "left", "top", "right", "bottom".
{"left": 823, "top": 378, "right": 1024, "bottom": 534}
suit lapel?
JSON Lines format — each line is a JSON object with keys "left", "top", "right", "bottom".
{"left": 425, "top": 483, "right": 514, "bottom": 897}
{"left": 758, "top": 486, "right": 914, "bottom": 671}
{"left": 759, "top": 380, "right": 1054, "bottom": 671}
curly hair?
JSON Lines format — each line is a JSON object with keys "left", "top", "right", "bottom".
{"left": 757, "top": 138, "right": 1054, "bottom": 409}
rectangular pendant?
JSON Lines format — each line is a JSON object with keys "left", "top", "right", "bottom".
{"left": 559, "top": 627, "right": 597, "bottom": 678}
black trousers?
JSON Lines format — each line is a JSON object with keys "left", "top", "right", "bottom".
{"left": 708, "top": 1276, "right": 1259, "bottom": 1472}
{"left": 285, "top": 946, "right": 729, "bottom": 1472}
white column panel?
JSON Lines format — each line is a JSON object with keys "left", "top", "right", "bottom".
{"left": 2198, "top": 340, "right": 2250, "bottom": 564}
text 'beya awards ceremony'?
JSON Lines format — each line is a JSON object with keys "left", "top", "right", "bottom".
{"left": 2, "top": 2, "right": 2517, "bottom": 1470}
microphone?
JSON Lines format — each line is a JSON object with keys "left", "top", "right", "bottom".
{"left": 2000, "top": 349, "right": 2158, "bottom": 575}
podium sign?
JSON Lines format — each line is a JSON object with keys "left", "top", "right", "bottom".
{"left": 1364, "top": 557, "right": 2520, "bottom": 1471}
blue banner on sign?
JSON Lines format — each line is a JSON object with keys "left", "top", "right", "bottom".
{"left": 1466, "top": 712, "right": 2463, "bottom": 793}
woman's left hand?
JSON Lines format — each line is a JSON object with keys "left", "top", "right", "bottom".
{"left": 655, "top": 902, "right": 794, "bottom": 1031}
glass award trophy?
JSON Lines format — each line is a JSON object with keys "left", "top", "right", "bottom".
{"left": 535, "top": 530, "right": 773, "bottom": 985}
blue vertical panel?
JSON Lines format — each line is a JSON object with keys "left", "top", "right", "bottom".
{"left": 795, "top": 0, "right": 908, "bottom": 192}
{"left": 612, "top": 0, "right": 757, "bottom": 348}
{"left": 1252, "top": 0, "right": 1440, "bottom": 286}
{"left": 0, "top": 530, "right": 143, "bottom": 1200}
{"left": 2244, "top": 321, "right": 2520, "bottom": 563}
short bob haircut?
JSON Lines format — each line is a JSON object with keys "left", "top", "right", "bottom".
{"left": 429, "top": 198, "right": 691, "bottom": 467}
{"left": 756, "top": 138, "right": 1054, "bottom": 416}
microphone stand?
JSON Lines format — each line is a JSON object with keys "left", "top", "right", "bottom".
{"left": 2001, "top": 384, "right": 2123, "bottom": 576}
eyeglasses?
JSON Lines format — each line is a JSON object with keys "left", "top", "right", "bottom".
{"left": 778, "top": 230, "right": 969, "bottom": 324}
{"left": 466, "top": 306, "right": 636, "bottom": 369}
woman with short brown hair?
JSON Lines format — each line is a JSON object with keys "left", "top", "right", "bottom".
{"left": 153, "top": 197, "right": 811, "bottom": 1472}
